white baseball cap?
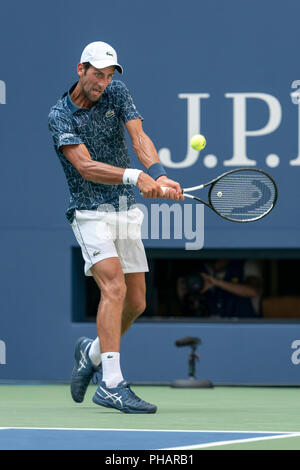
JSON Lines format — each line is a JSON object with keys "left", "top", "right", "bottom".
{"left": 80, "top": 41, "right": 123, "bottom": 74}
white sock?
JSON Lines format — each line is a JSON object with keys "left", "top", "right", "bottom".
{"left": 101, "top": 352, "right": 124, "bottom": 388}
{"left": 88, "top": 337, "right": 101, "bottom": 366}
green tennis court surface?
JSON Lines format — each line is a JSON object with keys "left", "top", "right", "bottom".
{"left": 0, "top": 384, "right": 300, "bottom": 450}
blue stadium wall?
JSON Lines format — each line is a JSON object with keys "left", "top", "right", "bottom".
{"left": 1, "top": 0, "right": 300, "bottom": 384}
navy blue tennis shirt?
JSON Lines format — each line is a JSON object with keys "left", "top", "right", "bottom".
{"left": 48, "top": 80, "right": 142, "bottom": 223}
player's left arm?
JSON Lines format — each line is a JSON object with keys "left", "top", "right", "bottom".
{"left": 125, "top": 118, "right": 184, "bottom": 200}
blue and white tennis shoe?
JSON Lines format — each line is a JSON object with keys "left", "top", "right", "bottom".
{"left": 92, "top": 380, "right": 157, "bottom": 414}
{"left": 71, "top": 337, "right": 101, "bottom": 403}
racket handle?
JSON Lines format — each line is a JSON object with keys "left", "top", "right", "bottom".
{"left": 140, "top": 186, "right": 168, "bottom": 196}
{"left": 139, "top": 186, "right": 167, "bottom": 196}
{"left": 161, "top": 186, "right": 185, "bottom": 197}
{"left": 161, "top": 186, "right": 185, "bottom": 195}
{"left": 141, "top": 186, "right": 184, "bottom": 197}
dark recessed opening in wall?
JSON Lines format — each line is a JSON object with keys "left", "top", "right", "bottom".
{"left": 71, "top": 247, "right": 300, "bottom": 323}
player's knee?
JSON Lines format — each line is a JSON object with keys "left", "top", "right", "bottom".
{"left": 113, "top": 280, "right": 127, "bottom": 303}
{"left": 127, "top": 297, "right": 146, "bottom": 317}
{"left": 103, "top": 279, "right": 127, "bottom": 304}
{"left": 134, "top": 300, "right": 146, "bottom": 317}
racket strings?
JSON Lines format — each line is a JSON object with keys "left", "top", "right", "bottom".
{"left": 209, "top": 172, "right": 276, "bottom": 222}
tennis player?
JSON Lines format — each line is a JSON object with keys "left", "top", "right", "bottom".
{"left": 48, "top": 41, "right": 183, "bottom": 414}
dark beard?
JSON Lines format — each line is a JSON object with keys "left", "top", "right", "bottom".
{"left": 83, "top": 86, "right": 102, "bottom": 104}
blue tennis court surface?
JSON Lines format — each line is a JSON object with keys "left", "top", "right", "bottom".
{"left": 0, "top": 428, "right": 293, "bottom": 450}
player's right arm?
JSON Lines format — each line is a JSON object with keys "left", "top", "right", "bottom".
{"left": 48, "top": 110, "right": 163, "bottom": 198}
{"left": 61, "top": 143, "right": 163, "bottom": 198}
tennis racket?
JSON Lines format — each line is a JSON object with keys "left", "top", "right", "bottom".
{"left": 163, "top": 168, "right": 278, "bottom": 223}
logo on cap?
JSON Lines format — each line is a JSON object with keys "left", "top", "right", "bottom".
{"left": 106, "top": 52, "right": 114, "bottom": 57}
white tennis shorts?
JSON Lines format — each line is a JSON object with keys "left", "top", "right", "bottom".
{"left": 71, "top": 207, "right": 149, "bottom": 276}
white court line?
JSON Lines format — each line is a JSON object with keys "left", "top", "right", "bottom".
{"left": 162, "top": 432, "right": 300, "bottom": 450}
{"left": 0, "top": 427, "right": 297, "bottom": 433}
{"left": 1, "top": 427, "right": 299, "bottom": 450}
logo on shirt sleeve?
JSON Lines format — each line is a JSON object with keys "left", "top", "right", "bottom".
{"left": 60, "top": 133, "right": 76, "bottom": 139}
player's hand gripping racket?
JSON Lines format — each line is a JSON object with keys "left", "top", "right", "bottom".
{"left": 162, "top": 168, "right": 278, "bottom": 223}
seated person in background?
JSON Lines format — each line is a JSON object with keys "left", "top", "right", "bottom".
{"left": 176, "top": 259, "right": 262, "bottom": 318}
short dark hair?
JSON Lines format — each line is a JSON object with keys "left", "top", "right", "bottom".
{"left": 82, "top": 62, "right": 92, "bottom": 72}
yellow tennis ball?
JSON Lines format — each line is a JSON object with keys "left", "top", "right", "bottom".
{"left": 190, "top": 134, "right": 206, "bottom": 151}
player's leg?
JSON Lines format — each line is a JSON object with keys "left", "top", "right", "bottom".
{"left": 90, "top": 257, "right": 128, "bottom": 390}
{"left": 89, "top": 272, "right": 146, "bottom": 363}
{"left": 115, "top": 207, "right": 149, "bottom": 336}
{"left": 70, "top": 210, "right": 123, "bottom": 402}
{"left": 122, "top": 272, "right": 146, "bottom": 335}
{"left": 91, "top": 257, "right": 126, "bottom": 353}
{"left": 71, "top": 208, "right": 156, "bottom": 412}
{"left": 91, "top": 240, "right": 156, "bottom": 412}
{"left": 70, "top": 256, "right": 125, "bottom": 401}
{"left": 88, "top": 271, "right": 145, "bottom": 377}
{"left": 91, "top": 265, "right": 157, "bottom": 413}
